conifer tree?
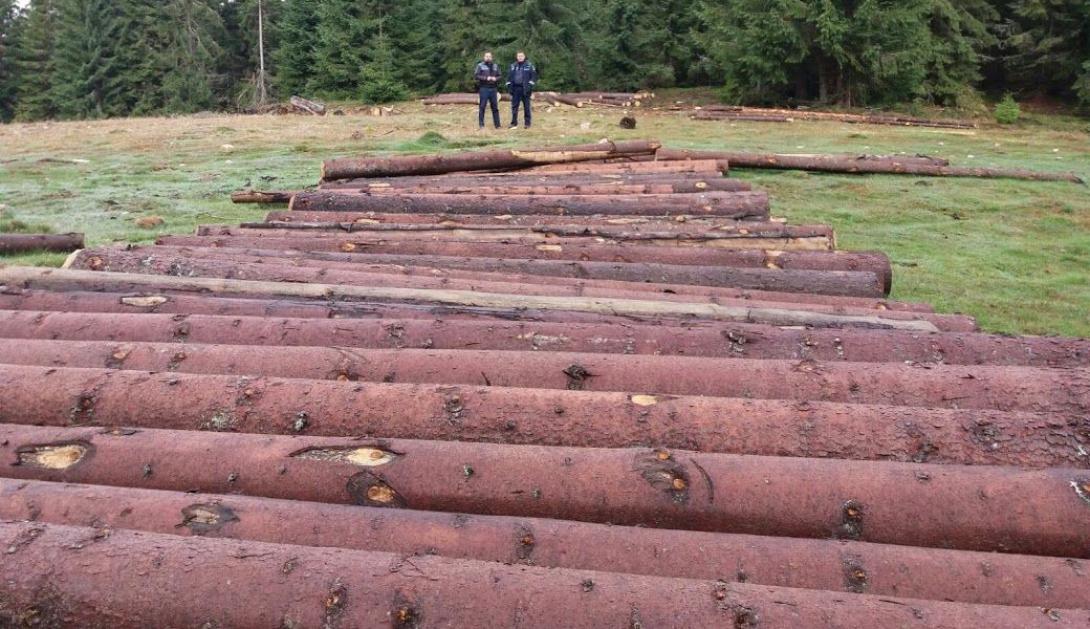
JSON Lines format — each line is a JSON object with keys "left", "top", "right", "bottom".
{"left": 272, "top": 0, "right": 319, "bottom": 97}
{"left": 359, "top": 26, "right": 408, "bottom": 103}
{"left": 0, "top": 0, "right": 20, "bottom": 121}
{"left": 13, "top": 0, "right": 58, "bottom": 120}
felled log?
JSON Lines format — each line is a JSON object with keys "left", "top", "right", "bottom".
{"left": 319, "top": 171, "right": 735, "bottom": 190}
{"left": 288, "top": 191, "right": 771, "bottom": 219}
{"left": 321, "top": 139, "right": 660, "bottom": 180}
{"left": 4, "top": 365, "right": 1086, "bottom": 468}
{"left": 422, "top": 92, "right": 510, "bottom": 105}
{"left": 71, "top": 248, "right": 889, "bottom": 302}
{"left": 229, "top": 190, "right": 295, "bottom": 204}
{"left": 289, "top": 95, "right": 325, "bottom": 115}
{"left": 694, "top": 107, "right": 977, "bottom": 129}
{"left": 656, "top": 149, "right": 1085, "bottom": 183}
{"left": 0, "top": 299, "right": 1083, "bottom": 367}
{"left": 4, "top": 424, "right": 1089, "bottom": 556}
{"left": 0, "top": 233, "right": 84, "bottom": 254}
{"left": 0, "top": 266, "right": 936, "bottom": 330}
{"left": 6, "top": 335, "right": 1083, "bottom": 412}
{"left": 525, "top": 158, "right": 728, "bottom": 175}
{"left": 693, "top": 112, "right": 792, "bottom": 123}
{"left": 6, "top": 480, "right": 1088, "bottom": 609}
{"left": 316, "top": 179, "right": 750, "bottom": 195}
{"left": 185, "top": 238, "right": 894, "bottom": 294}
{"left": 4, "top": 522, "right": 1080, "bottom": 628}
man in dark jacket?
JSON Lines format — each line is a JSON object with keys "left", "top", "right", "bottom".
{"left": 506, "top": 51, "right": 537, "bottom": 129}
{"left": 474, "top": 52, "right": 501, "bottom": 130}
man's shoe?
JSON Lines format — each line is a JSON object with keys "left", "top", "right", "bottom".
{"left": 508, "top": 124, "right": 518, "bottom": 129}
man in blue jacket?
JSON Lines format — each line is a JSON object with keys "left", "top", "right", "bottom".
{"left": 474, "top": 52, "right": 501, "bottom": 130}
{"left": 506, "top": 51, "right": 537, "bottom": 129}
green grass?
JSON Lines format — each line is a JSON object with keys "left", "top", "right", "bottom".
{"left": 1, "top": 95, "right": 1088, "bottom": 336}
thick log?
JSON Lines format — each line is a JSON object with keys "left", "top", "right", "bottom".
{"left": 656, "top": 149, "right": 1086, "bottom": 183}
{"left": 4, "top": 522, "right": 1081, "bottom": 628}
{"left": 3, "top": 424, "right": 1089, "bottom": 556}
{"left": 0, "top": 300, "right": 1081, "bottom": 366}
{"left": 71, "top": 248, "right": 889, "bottom": 302}
{"left": 321, "top": 139, "right": 660, "bottom": 179}
{"left": 0, "top": 233, "right": 84, "bottom": 254}
{"left": 3, "top": 366, "right": 1085, "bottom": 468}
{"left": 2, "top": 338, "right": 1083, "bottom": 413}
{"left": 169, "top": 240, "right": 898, "bottom": 297}
{"left": 697, "top": 107, "right": 977, "bottom": 129}
{"left": 694, "top": 112, "right": 792, "bottom": 123}
{"left": 288, "top": 190, "right": 772, "bottom": 219}
{"left": 5, "top": 480, "right": 1089, "bottom": 609}
{"left": 229, "top": 190, "right": 295, "bottom": 204}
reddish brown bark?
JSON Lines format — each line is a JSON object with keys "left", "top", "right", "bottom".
{"left": 4, "top": 480, "right": 1088, "bottom": 608}
{"left": 3, "top": 424, "right": 1089, "bottom": 556}
{"left": 3, "top": 521, "right": 1081, "bottom": 628}
{"left": 2, "top": 365, "right": 1087, "bottom": 470}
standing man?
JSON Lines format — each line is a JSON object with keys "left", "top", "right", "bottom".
{"left": 506, "top": 51, "right": 537, "bottom": 129}
{"left": 474, "top": 52, "right": 501, "bottom": 130}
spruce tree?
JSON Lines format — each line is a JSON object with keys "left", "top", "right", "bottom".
{"left": 0, "top": 0, "right": 20, "bottom": 121}
{"left": 1006, "top": 0, "right": 1090, "bottom": 105}
{"left": 13, "top": 0, "right": 58, "bottom": 120}
{"left": 592, "top": 0, "right": 675, "bottom": 90}
{"left": 272, "top": 0, "right": 320, "bottom": 97}
{"left": 145, "top": 0, "right": 226, "bottom": 113}
{"left": 359, "top": 26, "right": 409, "bottom": 103}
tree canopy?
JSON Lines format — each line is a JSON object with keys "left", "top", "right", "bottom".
{"left": 0, "top": 0, "right": 1086, "bottom": 122}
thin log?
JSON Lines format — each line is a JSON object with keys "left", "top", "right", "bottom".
{"left": 288, "top": 191, "right": 771, "bottom": 220}
{"left": 229, "top": 190, "right": 295, "bottom": 204}
{"left": 0, "top": 233, "right": 84, "bottom": 255}
{"left": 656, "top": 149, "right": 1085, "bottom": 183}
{"left": 316, "top": 180, "right": 750, "bottom": 195}
{"left": 3, "top": 424, "right": 1089, "bottom": 556}
{"left": 523, "top": 158, "right": 728, "bottom": 174}
{"left": 319, "top": 170, "right": 733, "bottom": 189}
{"left": 0, "top": 300, "right": 1082, "bottom": 366}
{"left": 321, "top": 139, "right": 661, "bottom": 179}
{"left": 3, "top": 521, "right": 1081, "bottom": 628}
{"left": 5, "top": 480, "right": 1089, "bottom": 608}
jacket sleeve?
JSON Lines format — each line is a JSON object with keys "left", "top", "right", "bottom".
{"left": 473, "top": 64, "right": 487, "bottom": 83}
{"left": 528, "top": 63, "right": 538, "bottom": 86}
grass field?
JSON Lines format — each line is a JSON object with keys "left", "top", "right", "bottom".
{"left": 1, "top": 95, "right": 1088, "bottom": 336}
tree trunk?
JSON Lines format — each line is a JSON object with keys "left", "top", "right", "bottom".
{"left": 0, "top": 233, "right": 84, "bottom": 254}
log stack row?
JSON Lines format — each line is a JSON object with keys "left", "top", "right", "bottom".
{"left": 422, "top": 91, "right": 652, "bottom": 107}
{"left": 1, "top": 139, "right": 1089, "bottom": 627}
{"left": 692, "top": 105, "right": 978, "bottom": 129}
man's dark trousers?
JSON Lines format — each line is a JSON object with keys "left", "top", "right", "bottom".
{"left": 478, "top": 87, "right": 500, "bottom": 128}
{"left": 510, "top": 85, "right": 532, "bottom": 127}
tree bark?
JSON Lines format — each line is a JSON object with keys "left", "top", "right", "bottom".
{"left": 288, "top": 191, "right": 771, "bottom": 219}
{"left": 0, "top": 233, "right": 84, "bottom": 254}
{"left": 321, "top": 139, "right": 660, "bottom": 179}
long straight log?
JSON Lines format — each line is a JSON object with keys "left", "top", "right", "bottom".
{"left": 4, "top": 424, "right": 1089, "bottom": 556}
{"left": 170, "top": 240, "right": 898, "bottom": 297}
{"left": 5, "top": 480, "right": 1088, "bottom": 609}
{"left": 288, "top": 190, "right": 772, "bottom": 219}
{"left": 506, "top": 159, "right": 729, "bottom": 175}
{"left": 3, "top": 366, "right": 1085, "bottom": 468}
{"left": 71, "top": 248, "right": 889, "bottom": 301}
{"left": 313, "top": 180, "right": 751, "bottom": 195}
{"left": 698, "top": 107, "right": 977, "bottom": 130}
{"left": 3, "top": 339, "right": 1082, "bottom": 413}
{"left": 318, "top": 170, "right": 736, "bottom": 190}
{"left": 0, "top": 233, "right": 84, "bottom": 254}
{"left": 321, "top": 139, "right": 661, "bottom": 179}
{"left": 656, "top": 148, "right": 1086, "bottom": 183}
{"left": 0, "top": 294, "right": 1078, "bottom": 366}
{"left": 4, "top": 522, "right": 1080, "bottom": 628}
{"left": 0, "top": 266, "right": 949, "bottom": 331}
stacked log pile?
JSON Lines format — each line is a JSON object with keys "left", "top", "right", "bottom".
{"left": 2, "top": 139, "right": 1089, "bottom": 626}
